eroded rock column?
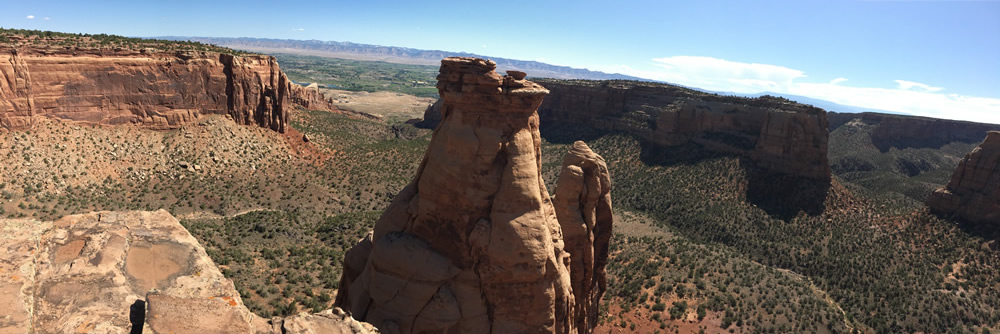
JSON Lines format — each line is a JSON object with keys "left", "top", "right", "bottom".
{"left": 336, "top": 57, "right": 612, "bottom": 334}
{"left": 928, "top": 131, "right": 1000, "bottom": 225}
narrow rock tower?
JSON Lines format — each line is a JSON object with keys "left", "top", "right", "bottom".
{"left": 335, "top": 57, "right": 612, "bottom": 334}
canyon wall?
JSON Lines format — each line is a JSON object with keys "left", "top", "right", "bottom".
{"left": 532, "top": 79, "right": 831, "bottom": 180}
{"left": 829, "top": 112, "right": 1000, "bottom": 152}
{"left": 0, "top": 46, "right": 337, "bottom": 132}
{"left": 336, "top": 58, "right": 613, "bottom": 333}
{"left": 927, "top": 131, "right": 1000, "bottom": 225}
{"left": 0, "top": 210, "right": 377, "bottom": 334}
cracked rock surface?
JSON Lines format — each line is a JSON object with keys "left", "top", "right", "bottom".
{"left": 0, "top": 210, "right": 377, "bottom": 334}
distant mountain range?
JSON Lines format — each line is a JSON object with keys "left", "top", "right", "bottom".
{"left": 159, "top": 36, "right": 899, "bottom": 115}
{"left": 157, "top": 36, "right": 645, "bottom": 81}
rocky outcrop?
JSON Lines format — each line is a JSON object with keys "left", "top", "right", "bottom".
{"left": 829, "top": 112, "right": 1000, "bottom": 152}
{"left": 413, "top": 99, "right": 442, "bottom": 129}
{"left": 0, "top": 210, "right": 377, "bottom": 334}
{"left": 0, "top": 46, "right": 338, "bottom": 132}
{"left": 335, "top": 57, "right": 613, "bottom": 334}
{"left": 928, "top": 132, "right": 1000, "bottom": 225}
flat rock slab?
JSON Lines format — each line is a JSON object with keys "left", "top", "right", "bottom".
{"left": 0, "top": 210, "right": 378, "bottom": 334}
{"left": 0, "top": 210, "right": 253, "bottom": 333}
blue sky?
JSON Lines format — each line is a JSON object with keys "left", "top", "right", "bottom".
{"left": 2, "top": 0, "right": 999, "bottom": 123}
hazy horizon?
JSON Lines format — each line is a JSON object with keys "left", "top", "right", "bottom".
{"left": 2, "top": 0, "right": 998, "bottom": 123}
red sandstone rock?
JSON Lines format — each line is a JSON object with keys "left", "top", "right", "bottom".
{"left": 928, "top": 131, "right": 1000, "bottom": 225}
{"left": 0, "top": 46, "right": 338, "bottom": 132}
{"left": 0, "top": 210, "right": 378, "bottom": 334}
{"left": 336, "top": 57, "right": 613, "bottom": 334}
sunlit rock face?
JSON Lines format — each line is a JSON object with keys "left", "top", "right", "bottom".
{"left": 928, "top": 131, "right": 1000, "bottom": 225}
{"left": 336, "top": 57, "right": 613, "bottom": 334}
{"left": 0, "top": 47, "right": 338, "bottom": 132}
{"left": 0, "top": 210, "right": 377, "bottom": 334}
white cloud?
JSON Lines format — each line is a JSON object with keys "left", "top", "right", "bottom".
{"left": 294, "top": 28, "right": 305, "bottom": 31}
{"left": 592, "top": 56, "right": 1000, "bottom": 124}
{"left": 895, "top": 79, "right": 943, "bottom": 92}
{"left": 43, "top": 17, "right": 50, "bottom": 20}
{"left": 26, "top": 15, "right": 35, "bottom": 19}
{"left": 647, "top": 56, "right": 805, "bottom": 93}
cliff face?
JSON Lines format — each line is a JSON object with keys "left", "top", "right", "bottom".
{"left": 336, "top": 58, "right": 613, "bottom": 333}
{"left": 927, "top": 132, "right": 1000, "bottom": 225}
{"left": 0, "top": 46, "right": 337, "bottom": 132}
{"left": 829, "top": 112, "right": 1000, "bottom": 152}
{"left": 0, "top": 210, "right": 377, "bottom": 334}
{"left": 532, "top": 80, "right": 831, "bottom": 180}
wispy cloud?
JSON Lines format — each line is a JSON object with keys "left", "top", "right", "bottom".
{"left": 26, "top": 15, "right": 35, "bottom": 19}
{"left": 293, "top": 28, "right": 305, "bottom": 31}
{"left": 43, "top": 17, "right": 50, "bottom": 21}
{"left": 647, "top": 56, "right": 805, "bottom": 93}
{"left": 594, "top": 56, "right": 1000, "bottom": 124}
{"left": 895, "top": 79, "right": 943, "bottom": 92}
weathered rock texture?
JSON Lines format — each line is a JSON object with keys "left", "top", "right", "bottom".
{"left": 829, "top": 112, "right": 1000, "bottom": 152}
{"left": 0, "top": 46, "right": 337, "bottom": 132}
{"left": 928, "top": 131, "right": 1000, "bottom": 225}
{"left": 336, "top": 58, "right": 613, "bottom": 334}
{"left": 0, "top": 210, "right": 377, "bottom": 334}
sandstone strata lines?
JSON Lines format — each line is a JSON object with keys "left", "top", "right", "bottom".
{"left": 928, "top": 131, "right": 1000, "bottom": 225}
{"left": 0, "top": 47, "right": 338, "bottom": 132}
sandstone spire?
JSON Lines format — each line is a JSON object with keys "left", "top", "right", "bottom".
{"left": 928, "top": 131, "right": 1000, "bottom": 225}
{"left": 335, "top": 57, "right": 613, "bottom": 334}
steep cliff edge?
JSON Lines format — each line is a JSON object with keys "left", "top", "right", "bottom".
{"left": 927, "top": 132, "right": 1000, "bottom": 225}
{"left": 335, "top": 57, "right": 613, "bottom": 333}
{"left": 0, "top": 210, "right": 377, "bottom": 334}
{"left": 0, "top": 45, "right": 337, "bottom": 132}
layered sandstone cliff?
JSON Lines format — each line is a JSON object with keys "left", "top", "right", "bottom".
{"left": 0, "top": 210, "right": 377, "bottom": 334}
{"left": 532, "top": 80, "right": 831, "bottom": 180}
{"left": 927, "top": 132, "right": 1000, "bottom": 225}
{"left": 335, "top": 57, "right": 613, "bottom": 333}
{"left": 829, "top": 112, "right": 1000, "bottom": 152}
{"left": 0, "top": 46, "right": 337, "bottom": 132}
